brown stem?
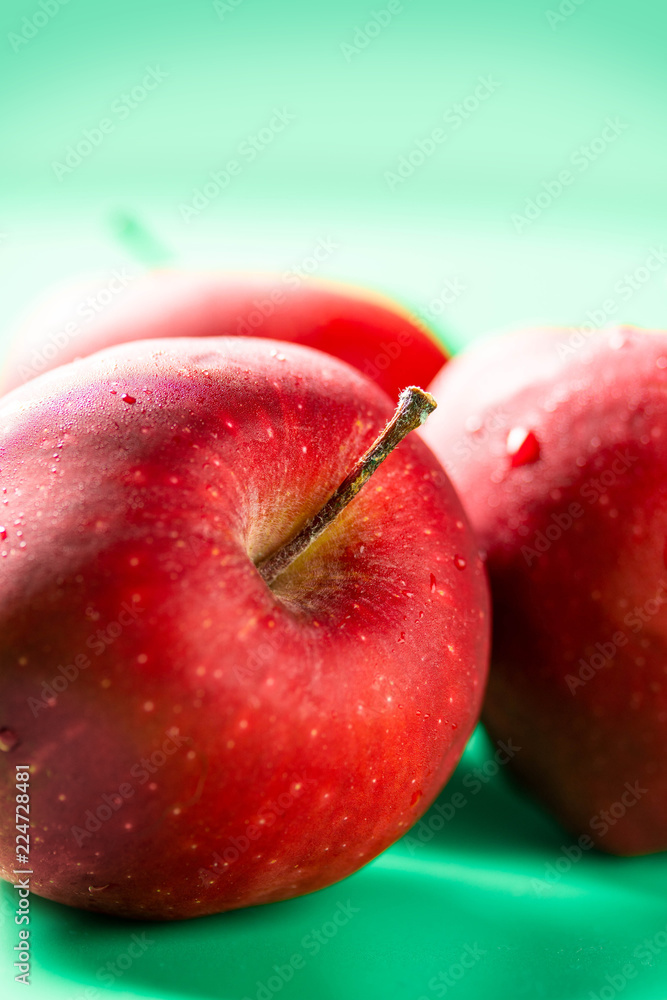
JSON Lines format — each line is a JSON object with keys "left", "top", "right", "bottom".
{"left": 257, "top": 386, "right": 437, "bottom": 587}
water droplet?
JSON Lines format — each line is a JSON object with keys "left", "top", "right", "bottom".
{"left": 0, "top": 527, "right": 6, "bottom": 541}
{"left": 430, "top": 573, "right": 437, "bottom": 593}
{"left": 88, "top": 884, "right": 109, "bottom": 894}
{"left": 453, "top": 555, "right": 467, "bottom": 571}
{"left": 121, "top": 394, "right": 136, "bottom": 405}
{"left": 507, "top": 427, "right": 541, "bottom": 467}
{"left": 410, "top": 789, "right": 423, "bottom": 806}
{"left": 0, "top": 728, "right": 20, "bottom": 752}
{"left": 397, "top": 632, "right": 406, "bottom": 643}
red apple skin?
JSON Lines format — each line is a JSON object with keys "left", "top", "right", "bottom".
{"left": 0, "top": 337, "right": 488, "bottom": 920}
{"left": 423, "top": 324, "right": 667, "bottom": 856}
{"left": 0, "top": 270, "right": 447, "bottom": 399}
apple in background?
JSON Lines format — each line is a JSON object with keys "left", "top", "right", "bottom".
{"left": 423, "top": 324, "right": 667, "bottom": 856}
{"left": 0, "top": 337, "right": 488, "bottom": 920}
{"left": 0, "top": 270, "right": 448, "bottom": 398}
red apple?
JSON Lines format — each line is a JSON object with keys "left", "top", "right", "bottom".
{"left": 423, "top": 324, "right": 667, "bottom": 855}
{"left": 0, "top": 337, "right": 488, "bottom": 919}
{"left": 0, "top": 270, "right": 447, "bottom": 399}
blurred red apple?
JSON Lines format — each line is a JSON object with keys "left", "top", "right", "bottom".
{"left": 0, "top": 337, "right": 488, "bottom": 919}
{"left": 423, "top": 324, "right": 667, "bottom": 855}
{"left": 0, "top": 270, "right": 447, "bottom": 399}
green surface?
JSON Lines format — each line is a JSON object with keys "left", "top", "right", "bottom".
{"left": 3, "top": 729, "right": 667, "bottom": 1000}
{"left": 2, "top": 1, "right": 667, "bottom": 997}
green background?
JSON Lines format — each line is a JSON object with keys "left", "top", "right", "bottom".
{"left": 2, "top": 0, "right": 667, "bottom": 997}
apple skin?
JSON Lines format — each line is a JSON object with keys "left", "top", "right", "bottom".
{"left": 423, "top": 324, "right": 667, "bottom": 856}
{"left": 0, "top": 337, "right": 488, "bottom": 920}
{"left": 0, "top": 270, "right": 447, "bottom": 399}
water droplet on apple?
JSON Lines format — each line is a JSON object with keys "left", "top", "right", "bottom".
{"left": 0, "top": 527, "right": 6, "bottom": 541}
{"left": 430, "top": 573, "right": 437, "bottom": 593}
{"left": 453, "top": 555, "right": 467, "bottom": 571}
{"left": 410, "top": 789, "right": 423, "bottom": 806}
{"left": 397, "top": 632, "right": 406, "bottom": 643}
{"left": 121, "top": 394, "right": 136, "bottom": 405}
{"left": 0, "top": 728, "right": 20, "bottom": 751}
{"left": 88, "top": 884, "right": 109, "bottom": 893}
{"left": 506, "top": 427, "right": 541, "bottom": 467}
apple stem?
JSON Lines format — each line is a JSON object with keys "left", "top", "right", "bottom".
{"left": 257, "top": 386, "right": 437, "bottom": 587}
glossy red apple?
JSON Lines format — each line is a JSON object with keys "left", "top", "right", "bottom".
{"left": 423, "top": 324, "right": 667, "bottom": 855}
{"left": 0, "top": 337, "right": 488, "bottom": 919}
{"left": 0, "top": 270, "right": 447, "bottom": 399}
